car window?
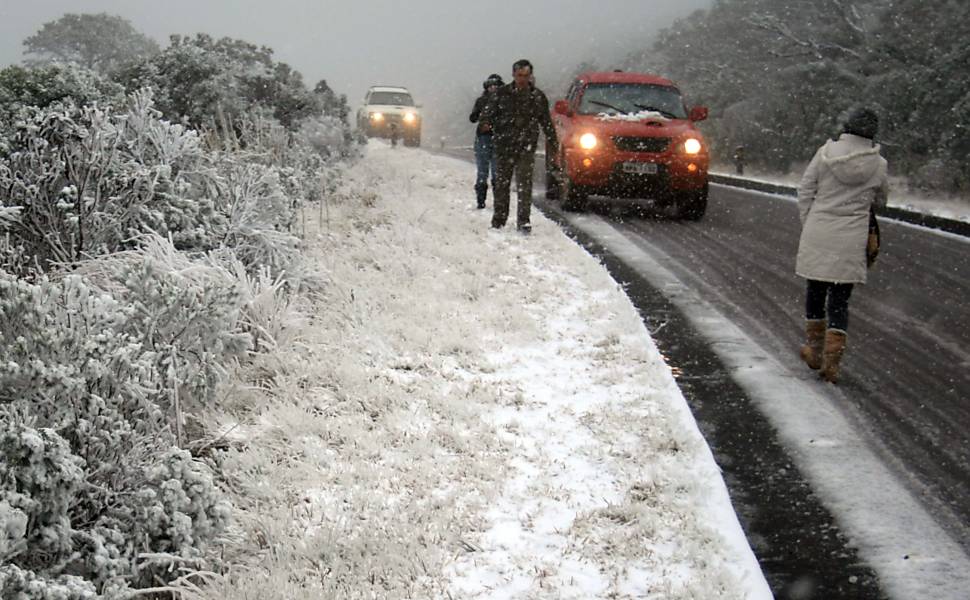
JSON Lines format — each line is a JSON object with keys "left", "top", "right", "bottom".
{"left": 577, "top": 83, "right": 687, "bottom": 119}
{"left": 368, "top": 92, "right": 414, "bottom": 106}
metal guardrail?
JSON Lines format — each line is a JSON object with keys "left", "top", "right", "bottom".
{"left": 710, "top": 173, "right": 970, "bottom": 237}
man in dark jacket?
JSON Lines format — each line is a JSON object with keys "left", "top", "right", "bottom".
{"left": 469, "top": 74, "right": 503, "bottom": 209}
{"left": 482, "top": 59, "right": 559, "bottom": 233}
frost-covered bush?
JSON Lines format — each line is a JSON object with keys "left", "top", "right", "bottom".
{"left": 0, "top": 269, "right": 233, "bottom": 596}
{"left": 115, "top": 34, "right": 320, "bottom": 131}
{"left": 210, "top": 158, "right": 303, "bottom": 276}
{"left": 0, "top": 89, "right": 222, "bottom": 275}
{"left": 0, "top": 564, "right": 98, "bottom": 600}
{"left": 0, "top": 424, "right": 83, "bottom": 564}
{"left": 299, "top": 114, "right": 354, "bottom": 160}
{"left": 91, "top": 236, "right": 253, "bottom": 403}
{"left": 0, "top": 63, "right": 124, "bottom": 148}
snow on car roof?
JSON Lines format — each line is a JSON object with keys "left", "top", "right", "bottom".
{"left": 578, "top": 71, "right": 678, "bottom": 88}
{"left": 369, "top": 86, "right": 411, "bottom": 93}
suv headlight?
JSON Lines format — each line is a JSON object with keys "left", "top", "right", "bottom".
{"left": 579, "top": 133, "right": 598, "bottom": 150}
{"left": 684, "top": 138, "right": 702, "bottom": 154}
{"left": 370, "top": 112, "right": 384, "bottom": 121}
{"left": 403, "top": 112, "right": 417, "bottom": 123}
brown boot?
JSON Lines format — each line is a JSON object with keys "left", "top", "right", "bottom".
{"left": 799, "top": 319, "right": 826, "bottom": 370}
{"left": 819, "top": 329, "right": 847, "bottom": 384}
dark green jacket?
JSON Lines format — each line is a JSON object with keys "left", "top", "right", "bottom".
{"left": 482, "top": 83, "right": 558, "bottom": 156}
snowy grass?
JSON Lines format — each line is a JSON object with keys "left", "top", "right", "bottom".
{"left": 180, "top": 142, "right": 769, "bottom": 599}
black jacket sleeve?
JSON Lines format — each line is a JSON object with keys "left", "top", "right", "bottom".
{"left": 537, "top": 91, "right": 558, "bottom": 154}
{"left": 470, "top": 96, "right": 485, "bottom": 123}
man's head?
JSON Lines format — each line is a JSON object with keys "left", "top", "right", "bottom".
{"left": 512, "top": 59, "right": 533, "bottom": 90}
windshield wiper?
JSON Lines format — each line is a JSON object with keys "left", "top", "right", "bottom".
{"left": 633, "top": 104, "right": 678, "bottom": 119}
{"left": 589, "top": 100, "right": 628, "bottom": 114}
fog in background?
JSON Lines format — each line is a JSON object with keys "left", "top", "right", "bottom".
{"left": 0, "top": 0, "right": 711, "bottom": 142}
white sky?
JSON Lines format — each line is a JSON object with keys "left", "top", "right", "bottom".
{"left": 0, "top": 0, "right": 711, "bottom": 138}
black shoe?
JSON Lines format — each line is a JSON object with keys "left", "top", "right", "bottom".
{"left": 517, "top": 223, "right": 532, "bottom": 235}
{"left": 477, "top": 203, "right": 486, "bottom": 209}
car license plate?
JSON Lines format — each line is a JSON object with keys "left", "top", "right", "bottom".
{"left": 622, "top": 162, "right": 658, "bottom": 175}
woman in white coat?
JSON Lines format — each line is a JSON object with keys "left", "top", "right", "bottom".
{"left": 796, "top": 108, "right": 889, "bottom": 383}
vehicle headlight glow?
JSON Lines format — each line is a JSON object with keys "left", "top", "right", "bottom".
{"left": 370, "top": 112, "right": 384, "bottom": 121}
{"left": 684, "top": 138, "right": 702, "bottom": 154}
{"left": 403, "top": 112, "right": 417, "bottom": 123}
{"left": 579, "top": 133, "right": 598, "bottom": 150}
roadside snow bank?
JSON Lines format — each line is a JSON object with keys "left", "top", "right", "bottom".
{"left": 193, "top": 142, "right": 770, "bottom": 599}
{"left": 711, "top": 166, "right": 970, "bottom": 223}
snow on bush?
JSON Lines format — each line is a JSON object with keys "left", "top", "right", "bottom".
{"left": 0, "top": 89, "right": 218, "bottom": 275}
{"left": 0, "top": 270, "right": 234, "bottom": 596}
{"left": 0, "top": 53, "right": 356, "bottom": 596}
{"left": 0, "top": 86, "right": 342, "bottom": 280}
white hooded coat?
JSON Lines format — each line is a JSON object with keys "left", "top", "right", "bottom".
{"left": 796, "top": 133, "right": 889, "bottom": 284}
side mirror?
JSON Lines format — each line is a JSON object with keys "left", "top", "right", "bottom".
{"left": 689, "top": 106, "right": 709, "bottom": 122}
{"left": 554, "top": 100, "right": 572, "bottom": 116}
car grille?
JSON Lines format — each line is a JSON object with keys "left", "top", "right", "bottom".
{"left": 613, "top": 137, "right": 670, "bottom": 153}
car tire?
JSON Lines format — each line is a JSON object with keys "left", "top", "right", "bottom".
{"left": 676, "top": 185, "right": 708, "bottom": 221}
{"left": 561, "top": 176, "right": 588, "bottom": 212}
{"left": 404, "top": 135, "right": 420, "bottom": 147}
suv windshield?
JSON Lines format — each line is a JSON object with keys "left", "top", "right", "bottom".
{"left": 578, "top": 83, "right": 686, "bottom": 119}
{"left": 368, "top": 91, "right": 414, "bottom": 106}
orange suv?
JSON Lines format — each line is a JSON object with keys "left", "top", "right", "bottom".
{"left": 546, "top": 71, "right": 709, "bottom": 219}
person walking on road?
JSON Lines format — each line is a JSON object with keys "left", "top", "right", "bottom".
{"left": 796, "top": 107, "right": 889, "bottom": 384}
{"left": 470, "top": 74, "right": 503, "bottom": 209}
{"left": 482, "top": 59, "right": 558, "bottom": 233}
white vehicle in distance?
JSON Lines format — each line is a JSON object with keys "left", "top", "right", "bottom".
{"left": 357, "top": 86, "right": 421, "bottom": 147}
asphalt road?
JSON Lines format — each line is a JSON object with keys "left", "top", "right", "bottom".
{"left": 534, "top": 182, "right": 970, "bottom": 550}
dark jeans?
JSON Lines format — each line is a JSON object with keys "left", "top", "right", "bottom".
{"left": 474, "top": 134, "right": 496, "bottom": 188}
{"left": 492, "top": 150, "right": 535, "bottom": 228}
{"left": 805, "top": 279, "right": 854, "bottom": 331}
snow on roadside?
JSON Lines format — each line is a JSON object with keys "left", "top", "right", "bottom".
{"left": 193, "top": 142, "right": 771, "bottom": 599}
{"left": 710, "top": 165, "right": 970, "bottom": 223}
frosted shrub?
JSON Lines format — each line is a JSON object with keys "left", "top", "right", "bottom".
{"left": 214, "top": 159, "right": 302, "bottom": 276}
{"left": 0, "top": 270, "right": 232, "bottom": 596}
{"left": 0, "top": 63, "right": 125, "bottom": 149}
{"left": 0, "top": 564, "right": 98, "bottom": 600}
{"left": 299, "top": 114, "right": 352, "bottom": 159}
{"left": 0, "top": 89, "right": 219, "bottom": 275}
{"left": 0, "top": 423, "right": 83, "bottom": 563}
{"left": 132, "top": 448, "right": 232, "bottom": 557}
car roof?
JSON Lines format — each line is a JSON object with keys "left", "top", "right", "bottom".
{"left": 576, "top": 71, "right": 678, "bottom": 89}
{"left": 368, "top": 86, "right": 411, "bottom": 94}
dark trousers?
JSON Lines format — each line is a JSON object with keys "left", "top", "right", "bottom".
{"left": 806, "top": 279, "right": 854, "bottom": 331}
{"left": 492, "top": 150, "right": 535, "bottom": 228}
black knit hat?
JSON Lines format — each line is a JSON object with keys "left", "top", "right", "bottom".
{"left": 483, "top": 74, "right": 503, "bottom": 89}
{"left": 842, "top": 107, "right": 879, "bottom": 140}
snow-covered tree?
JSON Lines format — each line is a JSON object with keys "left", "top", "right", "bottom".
{"left": 624, "top": 0, "right": 969, "bottom": 191}
{"left": 116, "top": 34, "right": 322, "bottom": 132}
{"left": 23, "top": 13, "right": 159, "bottom": 75}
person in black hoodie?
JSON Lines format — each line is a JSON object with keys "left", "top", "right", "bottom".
{"left": 481, "top": 59, "right": 558, "bottom": 233}
{"left": 470, "top": 74, "right": 503, "bottom": 208}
